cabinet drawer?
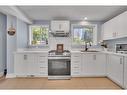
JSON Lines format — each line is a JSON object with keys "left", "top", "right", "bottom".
{"left": 39, "top": 67, "right": 48, "bottom": 74}
{"left": 71, "top": 67, "right": 81, "bottom": 72}
{"left": 39, "top": 72, "right": 48, "bottom": 75}
{"left": 39, "top": 63, "right": 47, "bottom": 67}
{"left": 71, "top": 71, "right": 81, "bottom": 75}
{"left": 38, "top": 60, "right": 47, "bottom": 64}
{"left": 71, "top": 63, "right": 81, "bottom": 67}
{"left": 71, "top": 60, "right": 81, "bottom": 64}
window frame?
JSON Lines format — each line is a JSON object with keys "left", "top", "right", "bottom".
{"left": 71, "top": 23, "right": 97, "bottom": 46}
{"left": 29, "top": 25, "right": 49, "bottom": 46}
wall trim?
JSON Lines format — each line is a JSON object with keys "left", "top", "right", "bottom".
{"left": 0, "top": 72, "right": 4, "bottom": 77}
{"left": 6, "top": 73, "right": 16, "bottom": 78}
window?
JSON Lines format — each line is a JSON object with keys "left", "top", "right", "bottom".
{"left": 29, "top": 25, "right": 49, "bottom": 45}
{"left": 71, "top": 24, "right": 97, "bottom": 45}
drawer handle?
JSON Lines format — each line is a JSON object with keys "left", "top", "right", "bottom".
{"left": 40, "top": 67, "right": 47, "bottom": 68}
{"left": 73, "top": 72, "right": 79, "bottom": 74}
{"left": 24, "top": 55, "right": 27, "bottom": 60}
{"left": 74, "top": 61, "right": 79, "bottom": 63}
{"left": 39, "top": 61, "right": 46, "bottom": 63}
{"left": 74, "top": 56, "right": 79, "bottom": 57}
{"left": 120, "top": 58, "right": 123, "bottom": 64}
{"left": 73, "top": 67, "right": 79, "bottom": 68}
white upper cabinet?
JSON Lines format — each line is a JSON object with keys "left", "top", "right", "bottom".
{"left": 51, "top": 20, "right": 70, "bottom": 33}
{"left": 102, "top": 11, "right": 127, "bottom": 40}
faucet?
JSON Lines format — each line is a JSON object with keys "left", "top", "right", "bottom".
{"left": 85, "top": 42, "right": 92, "bottom": 51}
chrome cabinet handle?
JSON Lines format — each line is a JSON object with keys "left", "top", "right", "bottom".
{"left": 24, "top": 55, "right": 27, "bottom": 60}
{"left": 120, "top": 58, "right": 123, "bottom": 64}
{"left": 93, "top": 55, "right": 96, "bottom": 60}
{"left": 59, "top": 24, "right": 62, "bottom": 29}
{"left": 74, "top": 56, "right": 79, "bottom": 57}
{"left": 39, "top": 56, "right": 45, "bottom": 57}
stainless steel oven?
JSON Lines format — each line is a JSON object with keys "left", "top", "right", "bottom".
{"left": 48, "top": 50, "right": 71, "bottom": 79}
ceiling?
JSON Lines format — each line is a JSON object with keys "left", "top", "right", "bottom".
{"left": 18, "top": 6, "right": 127, "bottom": 22}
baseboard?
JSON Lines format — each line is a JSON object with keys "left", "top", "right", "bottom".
{"left": 0, "top": 72, "right": 4, "bottom": 77}
{"left": 71, "top": 75, "right": 106, "bottom": 77}
{"left": 6, "top": 73, "right": 16, "bottom": 78}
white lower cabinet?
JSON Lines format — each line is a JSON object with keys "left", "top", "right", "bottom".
{"left": 107, "top": 54, "right": 124, "bottom": 87}
{"left": 82, "top": 53, "right": 106, "bottom": 76}
{"left": 14, "top": 54, "right": 27, "bottom": 76}
{"left": 124, "top": 57, "right": 127, "bottom": 89}
{"left": 14, "top": 53, "right": 48, "bottom": 77}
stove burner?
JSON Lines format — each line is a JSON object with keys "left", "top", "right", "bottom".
{"left": 48, "top": 50, "right": 70, "bottom": 57}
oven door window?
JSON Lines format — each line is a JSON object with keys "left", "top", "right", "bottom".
{"left": 48, "top": 59, "right": 70, "bottom": 75}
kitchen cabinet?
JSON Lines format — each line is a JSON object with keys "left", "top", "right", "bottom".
{"left": 71, "top": 52, "right": 82, "bottom": 76}
{"left": 102, "top": 11, "right": 127, "bottom": 40}
{"left": 107, "top": 54, "right": 124, "bottom": 87}
{"left": 51, "top": 20, "right": 70, "bottom": 33}
{"left": 103, "top": 20, "right": 114, "bottom": 40}
{"left": 82, "top": 53, "right": 106, "bottom": 76}
{"left": 14, "top": 53, "right": 48, "bottom": 77}
{"left": 14, "top": 54, "right": 27, "bottom": 76}
{"left": 124, "top": 57, "right": 127, "bottom": 89}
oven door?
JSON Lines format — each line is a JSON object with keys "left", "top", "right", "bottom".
{"left": 48, "top": 58, "right": 70, "bottom": 76}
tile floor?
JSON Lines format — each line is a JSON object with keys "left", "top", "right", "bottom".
{"left": 0, "top": 77, "right": 122, "bottom": 89}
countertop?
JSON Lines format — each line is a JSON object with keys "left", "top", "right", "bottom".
{"left": 14, "top": 50, "right": 127, "bottom": 57}
{"left": 14, "top": 50, "right": 48, "bottom": 54}
{"left": 71, "top": 50, "right": 127, "bottom": 57}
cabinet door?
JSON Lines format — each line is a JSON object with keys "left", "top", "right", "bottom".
{"left": 95, "top": 53, "right": 106, "bottom": 75}
{"left": 119, "top": 11, "right": 127, "bottom": 37}
{"left": 124, "top": 57, "right": 127, "bottom": 89}
{"left": 14, "top": 54, "right": 27, "bottom": 76}
{"left": 108, "top": 55, "right": 124, "bottom": 86}
{"left": 82, "top": 54, "right": 95, "bottom": 75}
{"left": 27, "top": 54, "right": 36, "bottom": 75}
{"left": 51, "top": 21, "right": 69, "bottom": 32}
{"left": 103, "top": 22, "right": 113, "bottom": 40}
{"left": 51, "top": 21, "right": 60, "bottom": 31}
{"left": 82, "top": 53, "right": 106, "bottom": 76}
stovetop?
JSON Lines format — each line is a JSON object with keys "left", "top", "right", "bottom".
{"left": 48, "top": 50, "right": 71, "bottom": 57}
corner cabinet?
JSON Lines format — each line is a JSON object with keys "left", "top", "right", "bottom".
{"left": 102, "top": 11, "right": 127, "bottom": 40}
{"left": 81, "top": 53, "right": 106, "bottom": 76}
{"left": 14, "top": 52, "right": 48, "bottom": 77}
{"left": 107, "top": 54, "right": 124, "bottom": 87}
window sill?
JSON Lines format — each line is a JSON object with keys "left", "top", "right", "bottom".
{"left": 28, "top": 45, "right": 49, "bottom": 48}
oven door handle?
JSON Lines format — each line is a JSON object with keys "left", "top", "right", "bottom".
{"left": 48, "top": 57, "right": 70, "bottom": 60}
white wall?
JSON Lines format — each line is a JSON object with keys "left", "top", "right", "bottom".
{"left": 0, "top": 13, "right": 6, "bottom": 74}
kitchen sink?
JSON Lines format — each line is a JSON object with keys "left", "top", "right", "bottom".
{"left": 80, "top": 50, "right": 99, "bottom": 52}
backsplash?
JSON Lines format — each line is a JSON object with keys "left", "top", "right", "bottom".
{"left": 104, "top": 37, "right": 127, "bottom": 52}
{"left": 49, "top": 37, "right": 71, "bottom": 50}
